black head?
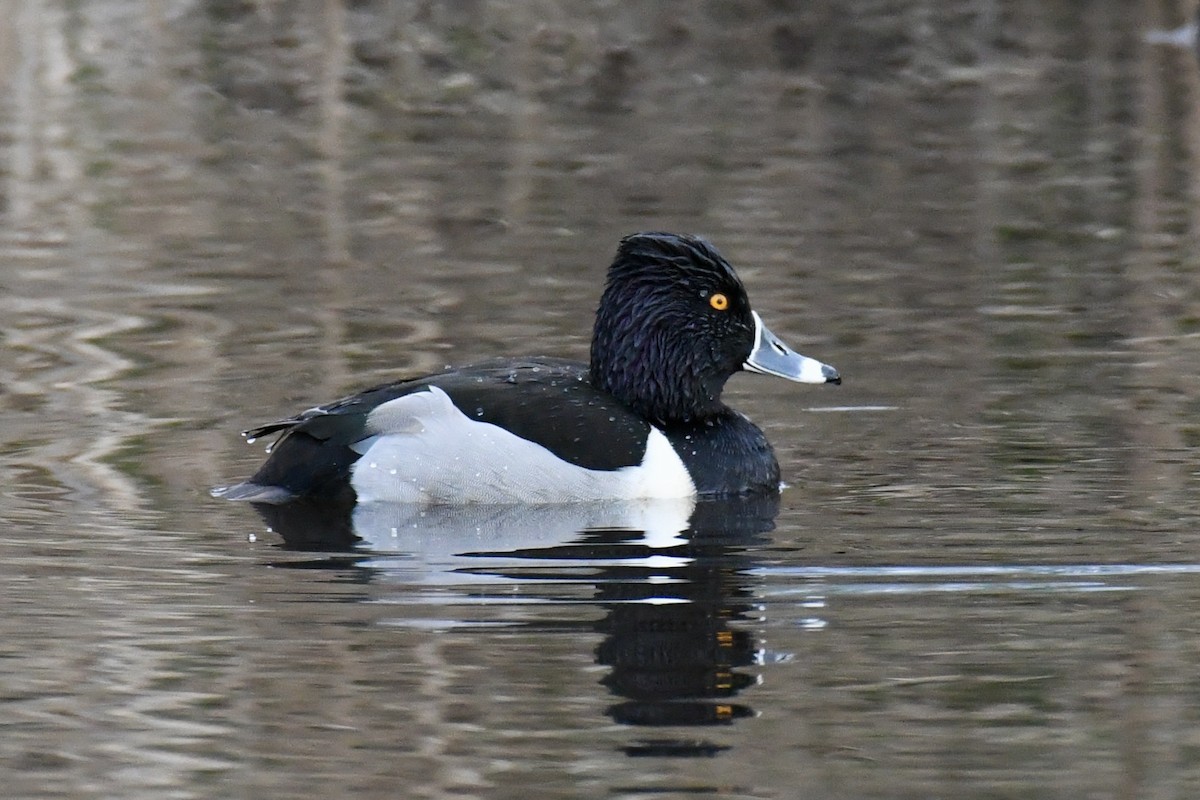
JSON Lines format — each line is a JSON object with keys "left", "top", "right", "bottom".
{"left": 589, "top": 233, "right": 758, "bottom": 425}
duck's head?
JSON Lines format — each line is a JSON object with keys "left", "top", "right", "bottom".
{"left": 589, "top": 232, "right": 840, "bottom": 426}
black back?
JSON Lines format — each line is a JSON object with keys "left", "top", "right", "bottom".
{"left": 244, "top": 359, "right": 653, "bottom": 498}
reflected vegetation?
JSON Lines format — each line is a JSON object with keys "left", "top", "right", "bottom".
{"left": 3, "top": 1, "right": 1200, "bottom": 798}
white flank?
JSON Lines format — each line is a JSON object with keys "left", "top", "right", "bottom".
{"left": 350, "top": 386, "right": 695, "bottom": 504}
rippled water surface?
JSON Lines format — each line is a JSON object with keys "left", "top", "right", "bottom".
{"left": 4, "top": 2, "right": 1200, "bottom": 798}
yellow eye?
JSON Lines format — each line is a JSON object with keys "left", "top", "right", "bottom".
{"left": 709, "top": 293, "right": 729, "bottom": 311}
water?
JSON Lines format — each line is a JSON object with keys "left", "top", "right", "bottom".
{"left": 3, "top": 2, "right": 1200, "bottom": 797}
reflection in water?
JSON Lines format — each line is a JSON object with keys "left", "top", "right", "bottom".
{"left": 592, "top": 500, "right": 772, "bottom": 758}
{"left": 257, "top": 493, "right": 778, "bottom": 758}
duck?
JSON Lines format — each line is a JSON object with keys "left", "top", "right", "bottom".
{"left": 214, "top": 232, "right": 840, "bottom": 505}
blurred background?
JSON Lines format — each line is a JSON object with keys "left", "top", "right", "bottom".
{"left": 3, "top": 1, "right": 1200, "bottom": 798}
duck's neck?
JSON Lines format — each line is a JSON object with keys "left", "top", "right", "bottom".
{"left": 588, "top": 341, "right": 728, "bottom": 426}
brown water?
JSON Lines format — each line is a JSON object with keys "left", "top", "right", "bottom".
{"left": 4, "top": 2, "right": 1200, "bottom": 798}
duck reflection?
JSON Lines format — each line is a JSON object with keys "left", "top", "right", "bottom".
{"left": 591, "top": 499, "right": 774, "bottom": 758}
{"left": 250, "top": 491, "right": 779, "bottom": 758}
